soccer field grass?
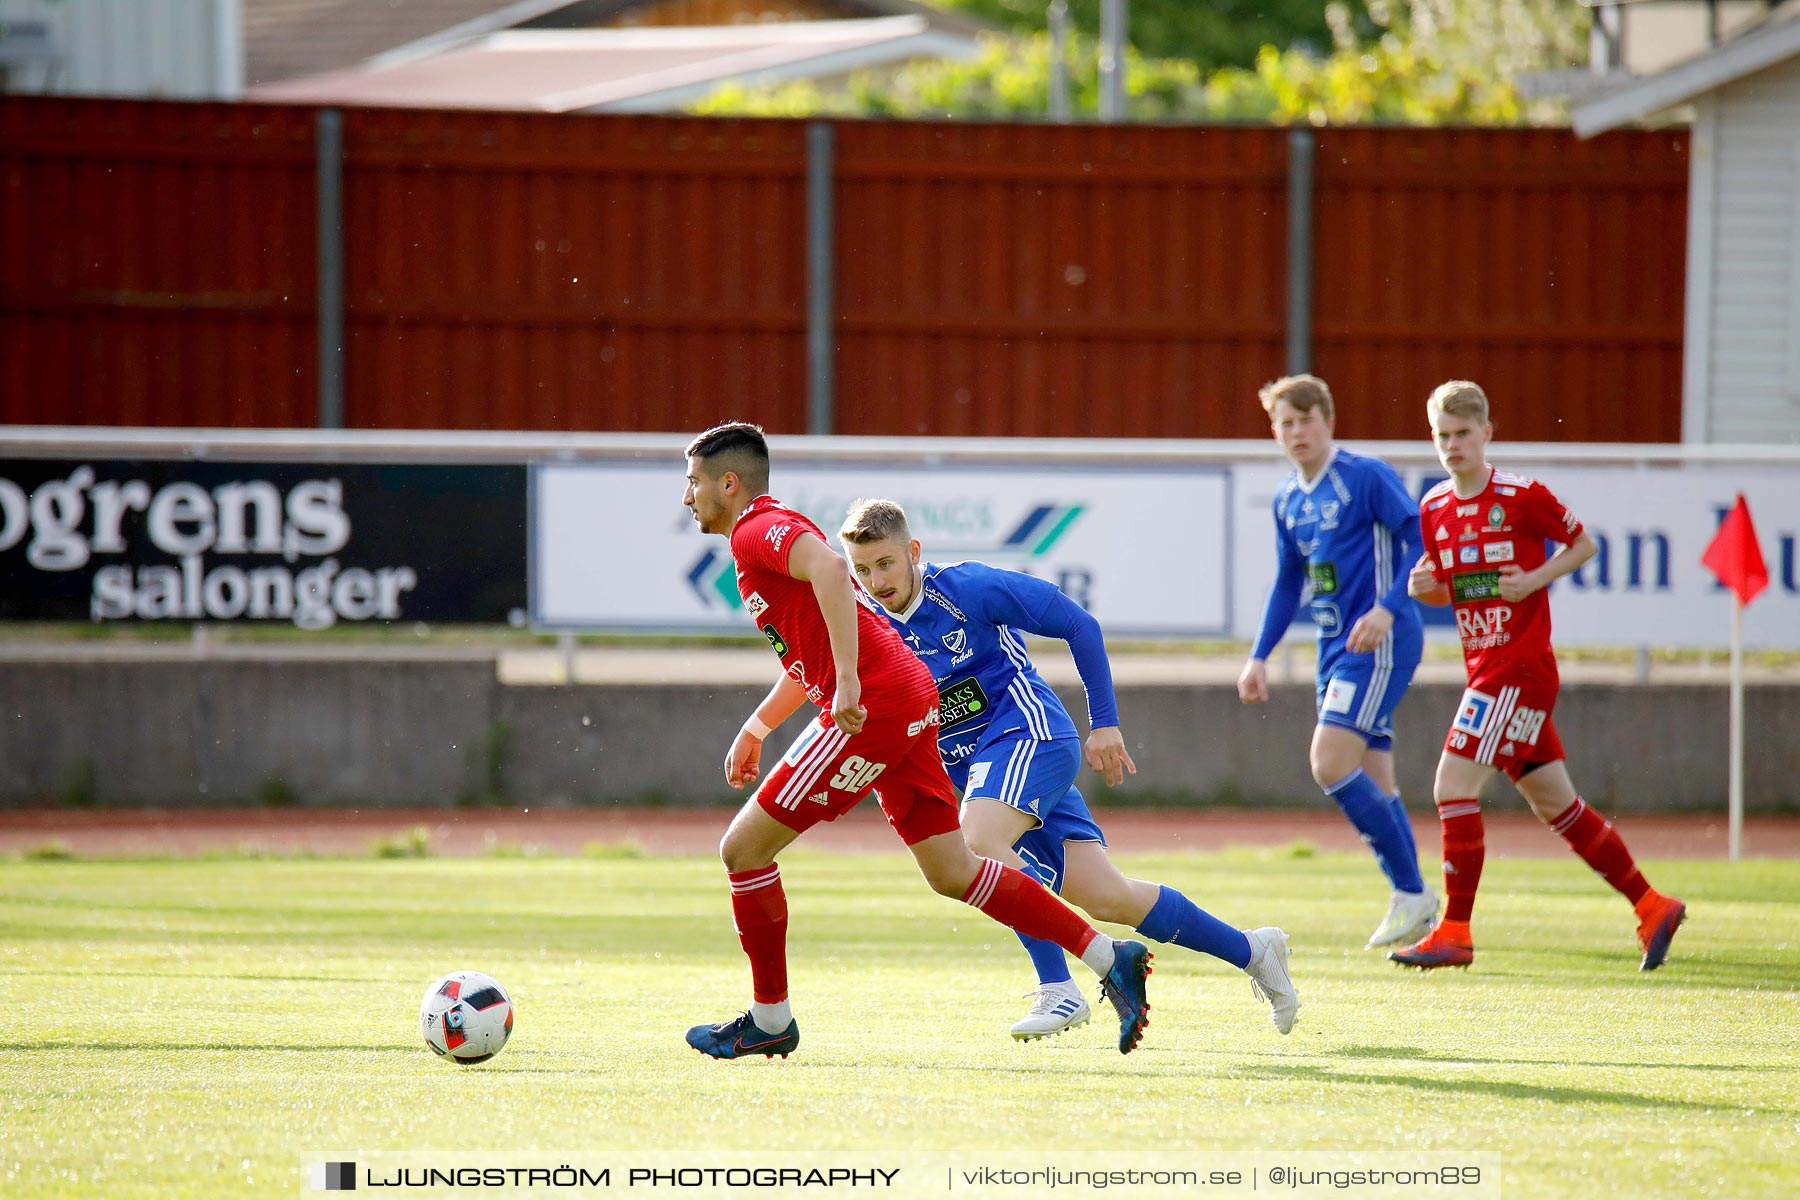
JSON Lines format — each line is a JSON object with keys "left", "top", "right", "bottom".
{"left": 6, "top": 848, "right": 1798, "bottom": 1199}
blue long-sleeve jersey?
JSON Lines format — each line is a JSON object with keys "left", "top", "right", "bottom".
{"left": 1252, "top": 448, "right": 1422, "bottom": 664}
{"left": 879, "top": 561, "right": 1119, "bottom": 769}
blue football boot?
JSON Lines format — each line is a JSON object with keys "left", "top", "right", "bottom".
{"left": 685, "top": 1011, "right": 800, "bottom": 1060}
{"left": 1097, "top": 939, "right": 1153, "bottom": 1054}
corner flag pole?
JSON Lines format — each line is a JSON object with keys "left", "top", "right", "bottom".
{"left": 1729, "top": 591, "right": 1743, "bottom": 863}
{"left": 1703, "top": 492, "right": 1766, "bottom": 864}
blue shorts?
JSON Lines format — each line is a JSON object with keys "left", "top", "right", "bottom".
{"left": 950, "top": 734, "right": 1106, "bottom": 894}
{"left": 1315, "top": 629, "right": 1422, "bottom": 754}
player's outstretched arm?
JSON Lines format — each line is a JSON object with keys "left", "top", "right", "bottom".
{"left": 978, "top": 563, "right": 1135, "bottom": 787}
{"left": 787, "top": 532, "right": 866, "bottom": 735}
{"left": 1348, "top": 490, "right": 1421, "bottom": 653}
{"left": 1247, "top": 510, "right": 1306, "bottom": 684}
{"left": 1344, "top": 604, "right": 1395, "bottom": 655}
{"left": 1408, "top": 555, "right": 1451, "bottom": 606}
{"left": 725, "top": 672, "right": 809, "bottom": 789}
{"left": 1498, "top": 529, "right": 1597, "bottom": 602}
{"left": 1237, "top": 658, "right": 1270, "bottom": 704}
{"left": 1084, "top": 725, "right": 1137, "bottom": 787}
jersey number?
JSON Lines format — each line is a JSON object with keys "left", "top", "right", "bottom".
{"left": 830, "top": 756, "right": 887, "bottom": 793}
{"left": 1504, "top": 706, "right": 1547, "bottom": 747}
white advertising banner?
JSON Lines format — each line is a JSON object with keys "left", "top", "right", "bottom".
{"left": 536, "top": 451, "right": 1797, "bottom": 649}
{"left": 533, "top": 460, "right": 1233, "bottom": 636}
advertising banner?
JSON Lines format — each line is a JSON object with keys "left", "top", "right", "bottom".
{"left": 533, "top": 460, "right": 1233, "bottom": 637}
{"left": 0, "top": 460, "right": 527, "bottom": 626}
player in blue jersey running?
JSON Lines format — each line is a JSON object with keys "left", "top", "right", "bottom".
{"left": 839, "top": 498, "right": 1299, "bottom": 1042}
{"left": 1237, "top": 374, "right": 1438, "bottom": 950}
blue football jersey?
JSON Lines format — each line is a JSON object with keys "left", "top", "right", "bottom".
{"left": 879, "top": 561, "right": 1101, "bottom": 768}
{"left": 1259, "top": 448, "right": 1423, "bottom": 659}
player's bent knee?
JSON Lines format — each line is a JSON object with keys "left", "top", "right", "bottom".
{"left": 718, "top": 830, "right": 773, "bottom": 874}
{"left": 928, "top": 870, "right": 968, "bottom": 899}
{"left": 919, "top": 857, "right": 975, "bottom": 898}
{"left": 961, "top": 831, "right": 1011, "bottom": 861}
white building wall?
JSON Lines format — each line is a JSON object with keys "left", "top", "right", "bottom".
{"left": 1619, "top": 1, "right": 1768, "bottom": 76}
{"left": 1706, "top": 56, "right": 1800, "bottom": 442}
{"left": 0, "top": 0, "right": 240, "bottom": 98}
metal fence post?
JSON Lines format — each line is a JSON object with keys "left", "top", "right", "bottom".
{"left": 805, "top": 120, "right": 835, "bottom": 435}
{"left": 1098, "top": 0, "right": 1127, "bottom": 122}
{"left": 1286, "top": 128, "right": 1315, "bottom": 376}
{"left": 316, "top": 108, "right": 345, "bottom": 430}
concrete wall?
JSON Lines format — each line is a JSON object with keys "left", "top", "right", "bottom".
{"left": 2, "top": 659, "right": 1796, "bottom": 811}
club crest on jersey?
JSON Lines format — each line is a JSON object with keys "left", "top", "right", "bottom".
{"left": 1487, "top": 505, "right": 1505, "bottom": 528}
{"left": 743, "top": 591, "right": 769, "bottom": 619}
{"left": 1319, "top": 500, "right": 1341, "bottom": 530}
{"left": 941, "top": 629, "right": 967, "bottom": 656}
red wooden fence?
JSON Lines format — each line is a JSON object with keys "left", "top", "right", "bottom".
{"left": 1, "top": 98, "right": 1689, "bottom": 441}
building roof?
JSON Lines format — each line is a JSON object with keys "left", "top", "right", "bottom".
{"left": 513, "top": 0, "right": 991, "bottom": 39}
{"left": 243, "top": 0, "right": 987, "bottom": 87}
{"left": 247, "top": 16, "right": 980, "bottom": 112}
{"left": 244, "top": 0, "right": 583, "bottom": 86}
{"left": 1574, "top": 0, "right": 1800, "bottom": 135}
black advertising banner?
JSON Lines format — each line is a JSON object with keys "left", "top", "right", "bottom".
{"left": 0, "top": 460, "right": 527, "bottom": 625}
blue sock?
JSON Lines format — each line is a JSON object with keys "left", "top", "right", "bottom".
{"left": 1388, "top": 790, "right": 1420, "bottom": 867}
{"left": 1327, "top": 769, "right": 1425, "bottom": 893}
{"left": 1135, "top": 884, "right": 1251, "bottom": 970}
{"left": 1016, "top": 932, "right": 1073, "bottom": 986}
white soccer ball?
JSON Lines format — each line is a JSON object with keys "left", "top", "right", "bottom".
{"left": 420, "top": 970, "right": 514, "bottom": 1064}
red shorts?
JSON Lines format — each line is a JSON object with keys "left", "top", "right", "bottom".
{"left": 1443, "top": 680, "right": 1565, "bottom": 781}
{"left": 754, "top": 704, "right": 960, "bottom": 846}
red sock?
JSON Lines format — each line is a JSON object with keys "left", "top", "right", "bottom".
{"left": 1437, "top": 798, "right": 1485, "bottom": 925}
{"left": 729, "top": 866, "right": 789, "bottom": 1004}
{"left": 961, "top": 857, "right": 1101, "bottom": 959}
{"left": 1549, "top": 798, "right": 1651, "bottom": 905}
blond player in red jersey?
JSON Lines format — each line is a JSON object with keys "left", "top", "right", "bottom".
{"left": 678, "top": 422, "right": 1153, "bottom": 1059}
{"left": 1392, "top": 382, "right": 1687, "bottom": 971}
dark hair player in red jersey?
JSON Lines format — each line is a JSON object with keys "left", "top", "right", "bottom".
{"left": 679, "top": 422, "right": 1153, "bottom": 1059}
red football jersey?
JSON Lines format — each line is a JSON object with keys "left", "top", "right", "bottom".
{"left": 1419, "top": 466, "right": 1584, "bottom": 691}
{"left": 729, "top": 495, "right": 934, "bottom": 717}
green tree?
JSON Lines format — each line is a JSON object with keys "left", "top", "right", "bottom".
{"left": 932, "top": 0, "right": 1375, "bottom": 75}
{"left": 692, "top": 31, "right": 1204, "bottom": 120}
{"left": 689, "top": 0, "right": 1588, "bottom": 126}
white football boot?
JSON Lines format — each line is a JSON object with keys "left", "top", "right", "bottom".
{"left": 1366, "top": 886, "right": 1440, "bottom": 950}
{"left": 1009, "top": 981, "right": 1091, "bottom": 1040}
{"left": 1244, "top": 927, "right": 1301, "bottom": 1035}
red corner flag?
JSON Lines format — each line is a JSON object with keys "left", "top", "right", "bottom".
{"left": 1702, "top": 494, "right": 1769, "bottom": 606}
